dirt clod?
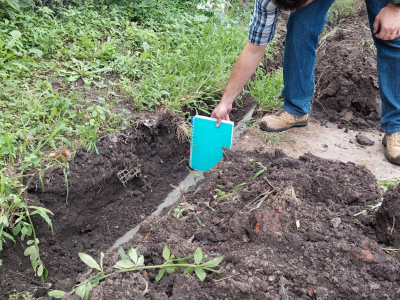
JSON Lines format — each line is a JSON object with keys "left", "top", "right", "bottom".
{"left": 356, "top": 133, "right": 375, "bottom": 146}
{"left": 376, "top": 184, "right": 400, "bottom": 248}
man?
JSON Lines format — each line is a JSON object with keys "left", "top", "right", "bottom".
{"left": 211, "top": 0, "right": 400, "bottom": 165}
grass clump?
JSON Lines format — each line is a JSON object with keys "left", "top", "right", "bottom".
{"left": 247, "top": 67, "right": 284, "bottom": 110}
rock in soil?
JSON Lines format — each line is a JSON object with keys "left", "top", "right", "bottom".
{"left": 356, "top": 133, "right": 375, "bottom": 146}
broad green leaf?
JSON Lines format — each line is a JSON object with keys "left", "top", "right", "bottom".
{"left": 194, "top": 248, "right": 203, "bottom": 265}
{"left": 12, "top": 223, "right": 21, "bottom": 236}
{"left": 128, "top": 247, "right": 138, "bottom": 264}
{"left": 24, "top": 246, "right": 36, "bottom": 256}
{"left": 118, "top": 247, "right": 130, "bottom": 261}
{"left": 48, "top": 290, "right": 66, "bottom": 298}
{"left": 114, "top": 260, "right": 135, "bottom": 270}
{"left": 6, "top": 0, "right": 20, "bottom": 11}
{"left": 166, "top": 267, "right": 176, "bottom": 274}
{"left": 201, "top": 256, "right": 223, "bottom": 268}
{"left": 75, "top": 284, "right": 86, "bottom": 299}
{"left": 183, "top": 267, "right": 194, "bottom": 275}
{"left": 195, "top": 267, "right": 206, "bottom": 282}
{"left": 79, "top": 253, "right": 101, "bottom": 271}
{"left": 155, "top": 269, "right": 165, "bottom": 281}
{"left": 29, "top": 48, "right": 43, "bottom": 57}
{"left": 137, "top": 255, "right": 144, "bottom": 267}
{"left": 84, "top": 281, "right": 93, "bottom": 299}
{"left": 162, "top": 245, "right": 170, "bottom": 261}
{"left": 0, "top": 215, "right": 9, "bottom": 226}
{"left": 37, "top": 264, "right": 44, "bottom": 277}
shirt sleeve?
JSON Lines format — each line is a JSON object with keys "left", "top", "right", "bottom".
{"left": 248, "top": 0, "right": 280, "bottom": 45}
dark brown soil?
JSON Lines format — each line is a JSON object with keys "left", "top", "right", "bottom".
{"left": 87, "top": 149, "right": 400, "bottom": 299}
{"left": 376, "top": 185, "right": 400, "bottom": 248}
{"left": 313, "top": 9, "right": 381, "bottom": 131}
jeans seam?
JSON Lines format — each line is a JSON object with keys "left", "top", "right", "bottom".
{"left": 384, "top": 127, "right": 400, "bottom": 135}
{"left": 283, "top": 104, "right": 308, "bottom": 117}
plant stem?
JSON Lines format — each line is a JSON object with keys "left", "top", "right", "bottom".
{"left": 119, "top": 263, "right": 222, "bottom": 274}
{"left": 25, "top": 206, "right": 44, "bottom": 282}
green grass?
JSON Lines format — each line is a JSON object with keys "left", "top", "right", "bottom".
{"left": 327, "top": 0, "right": 362, "bottom": 24}
{"left": 247, "top": 67, "right": 284, "bottom": 110}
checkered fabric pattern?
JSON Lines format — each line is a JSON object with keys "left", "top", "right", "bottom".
{"left": 248, "top": 0, "right": 280, "bottom": 45}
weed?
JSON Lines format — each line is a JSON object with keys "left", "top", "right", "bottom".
{"left": 212, "top": 189, "right": 235, "bottom": 201}
{"left": 327, "top": 0, "right": 362, "bottom": 24}
{"left": 252, "top": 162, "right": 268, "bottom": 179}
{"left": 265, "top": 132, "right": 295, "bottom": 149}
{"left": 8, "top": 290, "right": 35, "bottom": 300}
{"left": 48, "top": 245, "right": 223, "bottom": 299}
{"left": 354, "top": 202, "right": 382, "bottom": 217}
{"left": 378, "top": 178, "right": 399, "bottom": 193}
{"left": 0, "top": 171, "right": 53, "bottom": 280}
{"left": 247, "top": 68, "right": 283, "bottom": 110}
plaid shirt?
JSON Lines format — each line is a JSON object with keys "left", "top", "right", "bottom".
{"left": 248, "top": 0, "right": 280, "bottom": 45}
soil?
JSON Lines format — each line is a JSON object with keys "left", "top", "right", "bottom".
{"left": 89, "top": 148, "right": 399, "bottom": 300}
{"left": 1, "top": 5, "right": 400, "bottom": 300}
{"left": 313, "top": 9, "right": 381, "bottom": 131}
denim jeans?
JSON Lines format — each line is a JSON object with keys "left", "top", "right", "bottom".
{"left": 281, "top": 0, "right": 400, "bottom": 134}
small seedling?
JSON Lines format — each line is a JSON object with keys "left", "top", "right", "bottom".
{"left": 233, "top": 182, "right": 246, "bottom": 190}
{"left": 265, "top": 132, "right": 295, "bottom": 149}
{"left": 197, "top": 218, "right": 203, "bottom": 226}
{"left": 252, "top": 162, "right": 268, "bottom": 179}
{"left": 212, "top": 189, "right": 235, "bottom": 201}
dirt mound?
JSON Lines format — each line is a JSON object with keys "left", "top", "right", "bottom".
{"left": 376, "top": 184, "right": 400, "bottom": 248}
{"left": 88, "top": 149, "right": 399, "bottom": 300}
{"left": 313, "top": 9, "right": 381, "bottom": 130}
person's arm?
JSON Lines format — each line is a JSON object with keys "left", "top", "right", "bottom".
{"left": 211, "top": 41, "right": 267, "bottom": 126}
{"left": 373, "top": 3, "right": 400, "bottom": 40}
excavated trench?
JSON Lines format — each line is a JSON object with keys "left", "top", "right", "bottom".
{"left": 0, "top": 98, "right": 256, "bottom": 298}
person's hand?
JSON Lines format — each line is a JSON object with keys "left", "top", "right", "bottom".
{"left": 211, "top": 102, "right": 232, "bottom": 127}
{"left": 373, "top": 4, "right": 400, "bottom": 40}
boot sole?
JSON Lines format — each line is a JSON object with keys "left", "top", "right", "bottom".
{"left": 381, "top": 136, "right": 400, "bottom": 165}
{"left": 259, "top": 119, "right": 309, "bottom": 133}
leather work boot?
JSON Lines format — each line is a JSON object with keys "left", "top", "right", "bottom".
{"left": 260, "top": 109, "right": 308, "bottom": 132}
{"left": 382, "top": 132, "right": 400, "bottom": 165}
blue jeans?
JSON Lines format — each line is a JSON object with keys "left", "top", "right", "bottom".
{"left": 282, "top": 0, "right": 400, "bottom": 134}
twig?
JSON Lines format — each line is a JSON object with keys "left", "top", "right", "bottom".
{"left": 391, "top": 216, "right": 395, "bottom": 235}
{"left": 213, "top": 273, "right": 239, "bottom": 283}
{"left": 360, "top": 21, "right": 370, "bottom": 31}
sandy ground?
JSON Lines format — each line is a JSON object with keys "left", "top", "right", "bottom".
{"left": 235, "top": 121, "right": 399, "bottom": 181}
